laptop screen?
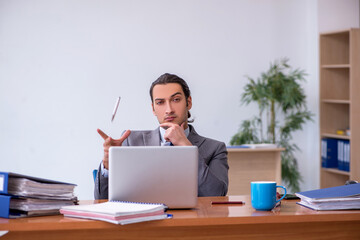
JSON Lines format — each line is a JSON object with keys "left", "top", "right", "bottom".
{"left": 109, "top": 146, "right": 198, "bottom": 208}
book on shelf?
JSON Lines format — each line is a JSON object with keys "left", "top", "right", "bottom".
{"left": 320, "top": 138, "right": 350, "bottom": 172}
{"left": 0, "top": 172, "right": 77, "bottom": 218}
{"left": 321, "top": 138, "right": 338, "bottom": 168}
{"left": 295, "top": 183, "right": 360, "bottom": 211}
{"left": 337, "top": 139, "right": 350, "bottom": 172}
{"left": 60, "top": 201, "right": 169, "bottom": 225}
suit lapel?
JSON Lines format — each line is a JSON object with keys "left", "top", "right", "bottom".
{"left": 187, "top": 125, "right": 205, "bottom": 147}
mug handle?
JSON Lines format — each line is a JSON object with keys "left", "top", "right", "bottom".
{"left": 275, "top": 185, "right": 287, "bottom": 203}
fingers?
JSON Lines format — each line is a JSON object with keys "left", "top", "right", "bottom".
{"left": 159, "top": 122, "right": 177, "bottom": 129}
{"left": 100, "top": 129, "right": 131, "bottom": 170}
{"left": 160, "top": 123, "right": 191, "bottom": 146}
{"left": 98, "top": 129, "right": 131, "bottom": 144}
{"left": 120, "top": 130, "right": 131, "bottom": 142}
{"left": 160, "top": 121, "right": 185, "bottom": 129}
{"left": 97, "top": 128, "right": 109, "bottom": 140}
{"left": 112, "top": 130, "right": 131, "bottom": 146}
{"left": 103, "top": 137, "right": 113, "bottom": 148}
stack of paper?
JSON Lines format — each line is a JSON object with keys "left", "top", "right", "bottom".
{"left": 0, "top": 172, "right": 77, "bottom": 218}
{"left": 295, "top": 183, "right": 360, "bottom": 210}
{"left": 240, "top": 144, "right": 277, "bottom": 149}
{"left": 60, "top": 201, "right": 168, "bottom": 225}
{"left": 9, "top": 197, "right": 76, "bottom": 216}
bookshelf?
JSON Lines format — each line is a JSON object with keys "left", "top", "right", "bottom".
{"left": 320, "top": 29, "right": 360, "bottom": 188}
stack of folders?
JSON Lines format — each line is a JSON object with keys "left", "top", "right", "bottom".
{"left": 60, "top": 201, "right": 169, "bottom": 225}
{"left": 0, "top": 172, "right": 77, "bottom": 218}
{"left": 295, "top": 183, "right": 360, "bottom": 211}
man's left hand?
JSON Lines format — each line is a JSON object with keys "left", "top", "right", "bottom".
{"left": 159, "top": 122, "right": 192, "bottom": 146}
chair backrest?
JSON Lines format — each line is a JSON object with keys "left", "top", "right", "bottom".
{"left": 93, "top": 169, "right": 98, "bottom": 182}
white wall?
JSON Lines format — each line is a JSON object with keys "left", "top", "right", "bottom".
{"left": 0, "top": 0, "right": 353, "bottom": 200}
{"left": 318, "top": 0, "right": 359, "bottom": 32}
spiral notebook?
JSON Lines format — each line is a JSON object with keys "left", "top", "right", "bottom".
{"left": 60, "top": 201, "right": 168, "bottom": 225}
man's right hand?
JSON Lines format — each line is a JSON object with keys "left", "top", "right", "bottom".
{"left": 97, "top": 128, "right": 131, "bottom": 170}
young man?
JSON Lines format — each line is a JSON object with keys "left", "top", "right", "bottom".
{"left": 94, "top": 73, "right": 228, "bottom": 199}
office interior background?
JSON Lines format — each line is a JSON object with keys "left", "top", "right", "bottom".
{"left": 1, "top": 0, "right": 359, "bottom": 200}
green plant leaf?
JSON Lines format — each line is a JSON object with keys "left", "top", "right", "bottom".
{"left": 231, "top": 58, "right": 313, "bottom": 192}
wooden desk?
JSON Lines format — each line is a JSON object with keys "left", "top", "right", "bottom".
{"left": 1, "top": 196, "right": 360, "bottom": 240}
{"left": 227, "top": 148, "right": 284, "bottom": 195}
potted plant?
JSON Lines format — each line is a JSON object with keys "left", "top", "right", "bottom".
{"left": 230, "top": 58, "right": 313, "bottom": 192}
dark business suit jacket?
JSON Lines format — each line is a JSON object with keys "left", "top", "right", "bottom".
{"left": 94, "top": 125, "right": 229, "bottom": 199}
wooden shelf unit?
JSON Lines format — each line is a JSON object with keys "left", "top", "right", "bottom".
{"left": 319, "top": 29, "right": 360, "bottom": 188}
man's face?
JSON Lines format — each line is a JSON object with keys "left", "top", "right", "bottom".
{"left": 152, "top": 83, "right": 192, "bottom": 128}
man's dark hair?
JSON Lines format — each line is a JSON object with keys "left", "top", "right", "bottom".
{"left": 150, "top": 73, "right": 192, "bottom": 120}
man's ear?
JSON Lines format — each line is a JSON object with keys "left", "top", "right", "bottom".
{"left": 187, "top": 96, "right": 192, "bottom": 110}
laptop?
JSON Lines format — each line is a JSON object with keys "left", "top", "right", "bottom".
{"left": 109, "top": 146, "right": 198, "bottom": 209}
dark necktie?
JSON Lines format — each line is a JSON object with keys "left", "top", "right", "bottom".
{"left": 164, "top": 141, "right": 173, "bottom": 146}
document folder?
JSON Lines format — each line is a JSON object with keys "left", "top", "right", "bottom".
{"left": 0, "top": 172, "right": 76, "bottom": 195}
{"left": 296, "top": 183, "right": 360, "bottom": 210}
{"left": 0, "top": 172, "right": 77, "bottom": 218}
{"left": 0, "top": 195, "right": 12, "bottom": 218}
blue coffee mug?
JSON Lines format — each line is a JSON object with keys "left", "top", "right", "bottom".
{"left": 251, "top": 181, "right": 287, "bottom": 211}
